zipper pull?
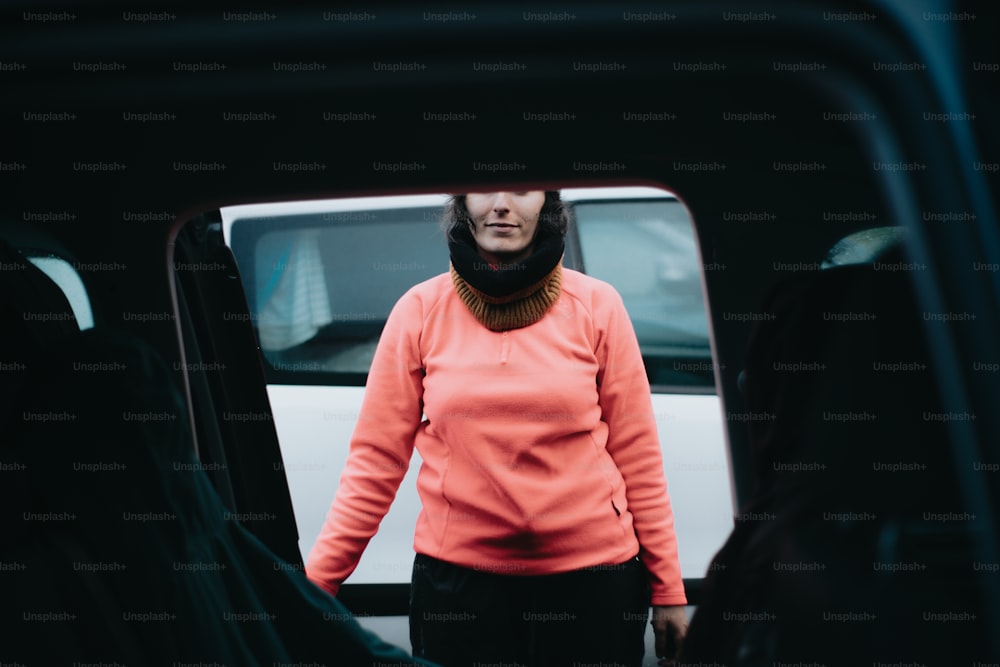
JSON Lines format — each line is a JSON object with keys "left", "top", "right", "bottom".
{"left": 500, "top": 330, "right": 510, "bottom": 364}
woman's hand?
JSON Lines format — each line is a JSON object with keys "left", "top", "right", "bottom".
{"left": 651, "top": 604, "right": 688, "bottom": 666}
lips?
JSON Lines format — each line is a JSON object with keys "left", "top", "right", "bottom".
{"left": 486, "top": 224, "right": 517, "bottom": 234}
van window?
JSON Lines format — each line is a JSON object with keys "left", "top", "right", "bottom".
{"left": 25, "top": 253, "right": 95, "bottom": 330}
{"left": 230, "top": 206, "right": 447, "bottom": 384}
{"left": 573, "top": 198, "right": 713, "bottom": 390}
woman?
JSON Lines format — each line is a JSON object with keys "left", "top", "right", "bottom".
{"left": 306, "top": 190, "right": 688, "bottom": 666}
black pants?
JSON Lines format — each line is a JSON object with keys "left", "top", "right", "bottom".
{"left": 409, "top": 553, "right": 650, "bottom": 667}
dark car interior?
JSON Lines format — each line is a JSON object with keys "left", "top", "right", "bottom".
{"left": 2, "top": 1, "right": 997, "bottom": 664}
{"left": 685, "top": 239, "right": 983, "bottom": 662}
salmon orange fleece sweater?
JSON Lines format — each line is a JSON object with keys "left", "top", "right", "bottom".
{"left": 305, "top": 268, "right": 687, "bottom": 606}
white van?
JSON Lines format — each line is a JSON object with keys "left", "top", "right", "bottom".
{"left": 221, "top": 187, "right": 733, "bottom": 595}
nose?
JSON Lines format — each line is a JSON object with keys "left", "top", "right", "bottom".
{"left": 491, "top": 192, "right": 511, "bottom": 214}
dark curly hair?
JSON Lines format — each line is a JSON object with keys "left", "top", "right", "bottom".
{"left": 442, "top": 191, "right": 571, "bottom": 244}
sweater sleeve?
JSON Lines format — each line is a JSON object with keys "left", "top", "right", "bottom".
{"left": 595, "top": 285, "right": 688, "bottom": 607}
{"left": 305, "top": 289, "right": 425, "bottom": 596}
